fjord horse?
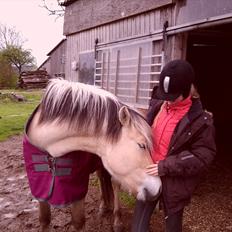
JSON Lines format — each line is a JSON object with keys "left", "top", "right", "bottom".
{"left": 23, "top": 79, "right": 161, "bottom": 231}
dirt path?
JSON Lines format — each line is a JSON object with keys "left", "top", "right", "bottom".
{"left": 0, "top": 136, "right": 231, "bottom": 231}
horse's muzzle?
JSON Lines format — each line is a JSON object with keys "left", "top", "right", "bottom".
{"left": 136, "top": 176, "right": 162, "bottom": 201}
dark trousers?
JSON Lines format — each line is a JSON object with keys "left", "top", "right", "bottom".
{"left": 131, "top": 200, "right": 184, "bottom": 232}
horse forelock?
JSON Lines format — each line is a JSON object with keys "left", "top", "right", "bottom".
{"left": 128, "top": 109, "right": 153, "bottom": 154}
{"left": 38, "top": 79, "right": 123, "bottom": 141}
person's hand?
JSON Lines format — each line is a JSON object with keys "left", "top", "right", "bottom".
{"left": 146, "top": 163, "right": 159, "bottom": 176}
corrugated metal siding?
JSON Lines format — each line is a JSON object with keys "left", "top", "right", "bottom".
{"left": 50, "top": 41, "right": 66, "bottom": 78}
{"left": 39, "top": 59, "right": 51, "bottom": 75}
{"left": 65, "top": 7, "right": 173, "bottom": 80}
{"left": 175, "top": 0, "right": 232, "bottom": 25}
{"left": 66, "top": 35, "right": 78, "bottom": 81}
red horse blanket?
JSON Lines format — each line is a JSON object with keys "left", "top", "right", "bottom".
{"left": 23, "top": 137, "right": 102, "bottom": 206}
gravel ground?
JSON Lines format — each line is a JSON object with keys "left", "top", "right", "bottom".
{"left": 0, "top": 135, "right": 231, "bottom": 231}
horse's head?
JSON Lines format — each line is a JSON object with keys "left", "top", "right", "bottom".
{"left": 101, "top": 106, "right": 161, "bottom": 201}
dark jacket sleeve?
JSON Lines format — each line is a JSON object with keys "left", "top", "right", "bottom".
{"left": 158, "top": 116, "right": 216, "bottom": 177}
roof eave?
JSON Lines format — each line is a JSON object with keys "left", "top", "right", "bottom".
{"left": 60, "top": 0, "right": 77, "bottom": 7}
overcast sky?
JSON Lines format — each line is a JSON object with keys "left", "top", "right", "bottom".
{"left": 0, "top": 0, "right": 64, "bottom": 66}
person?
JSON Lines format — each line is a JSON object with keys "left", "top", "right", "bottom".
{"left": 131, "top": 59, "right": 216, "bottom": 232}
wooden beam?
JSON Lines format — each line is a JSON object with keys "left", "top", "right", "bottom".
{"left": 114, "top": 50, "right": 120, "bottom": 95}
{"left": 135, "top": 47, "right": 142, "bottom": 103}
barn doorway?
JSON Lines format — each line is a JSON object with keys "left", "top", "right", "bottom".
{"left": 187, "top": 23, "right": 232, "bottom": 166}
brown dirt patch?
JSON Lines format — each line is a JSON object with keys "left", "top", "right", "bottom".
{"left": 0, "top": 136, "right": 231, "bottom": 231}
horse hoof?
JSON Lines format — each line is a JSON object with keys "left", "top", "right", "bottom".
{"left": 39, "top": 224, "right": 51, "bottom": 232}
{"left": 113, "top": 224, "right": 124, "bottom": 232}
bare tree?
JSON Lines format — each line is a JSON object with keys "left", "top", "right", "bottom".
{"left": 0, "top": 24, "right": 26, "bottom": 49}
{"left": 40, "top": 0, "right": 65, "bottom": 18}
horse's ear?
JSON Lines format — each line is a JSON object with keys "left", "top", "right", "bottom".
{"left": 118, "top": 106, "right": 131, "bottom": 126}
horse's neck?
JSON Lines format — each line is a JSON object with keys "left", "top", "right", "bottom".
{"left": 27, "top": 112, "right": 107, "bottom": 158}
{"left": 45, "top": 135, "right": 106, "bottom": 158}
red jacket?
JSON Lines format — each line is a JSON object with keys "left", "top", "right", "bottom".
{"left": 152, "top": 97, "right": 192, "bottom": 162}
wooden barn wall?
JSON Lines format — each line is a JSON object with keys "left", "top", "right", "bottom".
{"left": 50, "top": 41, "right": 66, "bottom": 78}
{"left": 165, "top": 33, "right": 188, "bottom": 62}
{"left": 65, "top": 6, "right": 174, "bottom": 81}
{"left": 63, "top": 0, "right": 173, "bottom": 35}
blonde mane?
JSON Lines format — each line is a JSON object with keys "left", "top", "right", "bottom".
{"left": 38, "top": 79, "right": 153, "bottom": 152}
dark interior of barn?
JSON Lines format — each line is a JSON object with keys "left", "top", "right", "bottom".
{"left": 187, "top": 23, "right": 232, "bottom": 167}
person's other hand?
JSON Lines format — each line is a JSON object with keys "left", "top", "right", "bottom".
{"left": 146, "top": 163, "right": 159, "bottom": 176}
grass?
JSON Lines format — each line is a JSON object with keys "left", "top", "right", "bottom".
{"left": 0, "top": 89, "right": 42, "bottom": 141}
{"left": 119, "top": 191, "right": 136, "bottom": 208}
{"left": 89, "top": 174, "right": 136, "bottom": 208}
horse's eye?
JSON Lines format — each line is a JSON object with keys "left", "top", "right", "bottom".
{"left": 137, "top": 143, "right": 146, "bottom": 150}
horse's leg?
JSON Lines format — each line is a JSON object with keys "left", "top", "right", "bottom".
{"left": 71, "top": 198, "right": 85, "bottom": 231}
{"left": 39, "top": 201, "right": 51, "bottom": 232}
{"left": 112, "top": 180, "right": 124, "bottom": 232}
{"left": 96, "top": 168, "right": 113, "bottom": 216}
{"left": 97, "top": 168, "right": 123, "bottom": 231}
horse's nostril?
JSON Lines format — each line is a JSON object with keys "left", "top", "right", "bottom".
{"left": 144, "top": 187, "right": 160, "bottom": 202}
{"left": 136, "top": 176, "right": 162, "bottom": 201}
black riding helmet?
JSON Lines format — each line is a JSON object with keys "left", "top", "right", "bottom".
{"left": 155, "top": 59, "right": 195, "bottom": 101}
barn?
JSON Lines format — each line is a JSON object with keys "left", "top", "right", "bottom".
{"left": 38, "top": 38, "right": 67, "bottom": 79}
{"left": 61, "top": 0, "right": 232, "bottom": 164}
